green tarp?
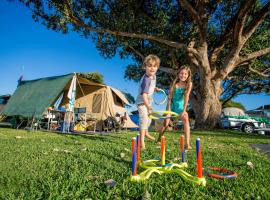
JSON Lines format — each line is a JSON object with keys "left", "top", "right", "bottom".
{"left": 2, "top": 74, "right": 73, "bottom": 118}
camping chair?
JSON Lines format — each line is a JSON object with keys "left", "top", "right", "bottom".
{"left": 0, "top": 115, "right": 6, "bottom": 122}
{"left": 85, "top": 114, "right": 97, "bottom": 132}
{"left": 74, "top": 107, "right": 97, "bottom": 132}
{"left": 103, "top": 117, "right": 119, "bottom": 132}
{"left": 120, "top": 113, "right": 128, "bottom": 132}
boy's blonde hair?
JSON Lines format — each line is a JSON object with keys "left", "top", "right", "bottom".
{"left": 142, "top": 54, "right": 161, "bottom": 69}
{"left": 168, "top": 65, "right": 192, "bottom": 100}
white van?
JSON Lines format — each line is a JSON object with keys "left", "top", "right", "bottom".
{"left": 220, "top": 107, "right": 270, "bottom": 134}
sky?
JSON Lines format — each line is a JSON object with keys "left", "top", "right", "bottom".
{"left": 0, "top": 1, "right": 269, "bottom": 112}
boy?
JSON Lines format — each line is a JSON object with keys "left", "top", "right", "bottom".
{"left": 136, "top": 54, "right": 160, "bottom": 150}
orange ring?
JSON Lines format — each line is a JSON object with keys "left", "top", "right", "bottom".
{"left": 206, "top": 166, "right": 237, "bottom": 179}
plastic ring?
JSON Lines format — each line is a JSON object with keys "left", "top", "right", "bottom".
{"left": 206, "top": 167, "right": 237, "bottom": 179}
{"left": 149, "top": 110, "right": 178, "bottom": 120}
{"left": 153, "top": 89, "right": 167, "bottom": 105}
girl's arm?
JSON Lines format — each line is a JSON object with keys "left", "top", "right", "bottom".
{"left": 166, "top": 88, "right": 173, "bottom": 111}
{"left": 183, "top": 82, "right": 193, "bottom": 112}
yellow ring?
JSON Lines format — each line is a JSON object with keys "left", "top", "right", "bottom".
{"left": 149, "top": 110, "right": 178, "bottom": 120}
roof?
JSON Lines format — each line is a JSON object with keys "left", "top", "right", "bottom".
{"left": 255, "top": 105, "right": 270, "bottom": 110}
{"left": 109, "top": 86, "right": 130, "bottom": 105}
{"left": 2, "top": 74, "right": 73, "bottom": 118}
{"left": 0, "top": 94, "right": 11, "bottom": 99}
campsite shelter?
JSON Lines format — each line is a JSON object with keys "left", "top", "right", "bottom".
{"left": 2, "top": 73, "right": 138, "bottom": 131}
{"left": 0, "top": 94, "right": 11, "bottom": 113}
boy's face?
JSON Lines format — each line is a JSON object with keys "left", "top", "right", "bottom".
{"left": 178, "top": 69, "right": 189, "bottom": 82}
{"left": 145, "top": 59, "right": 158, "bottom": 77}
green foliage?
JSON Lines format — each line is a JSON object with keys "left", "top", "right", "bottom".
{"left": 221, "top": 14, "right": 270, "bottom": 101}
{"left": 15, "top": 0, "right": 270, "bottom": 100}
{"left": 121, "top": 91, "right": 135, "bottom": 104}
{"left": 221, "top": 100, "right": 246, "bottom": 110}
{"left": 80, "top": 72, "right": 104, "bottom": 84}
{"left": 1, "top": 128, "right": 270, "bottom": 199}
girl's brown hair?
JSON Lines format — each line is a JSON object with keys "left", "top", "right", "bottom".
{"left": 168, "top": 65, "right": 192, "bottom": 100}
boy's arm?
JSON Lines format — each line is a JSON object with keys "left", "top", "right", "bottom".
{"left": 142, "top": 93, "right": 152, "bottom": 113}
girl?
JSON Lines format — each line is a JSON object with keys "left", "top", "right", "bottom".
{"left": 157, "top": 66, "right": 193, "bottom": 149}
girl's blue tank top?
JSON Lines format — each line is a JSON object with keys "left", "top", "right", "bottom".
{"left": 171, "top": 87, "right": 185, "bottom": 114}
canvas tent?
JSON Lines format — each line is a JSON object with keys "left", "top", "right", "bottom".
{"left": 2, "top": 73, "right": 138, "bottom": 131}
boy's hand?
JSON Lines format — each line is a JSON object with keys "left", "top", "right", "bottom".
{"left": 147, "top": 105, "right": 153, "bottom": 113}
{"left": 155, "top": 87, "right": 161, "bottom": 91}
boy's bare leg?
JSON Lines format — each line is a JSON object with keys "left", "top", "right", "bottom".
{"left": 140, "top": 130, "right": 146, "bottom": 149}
{"left": 145, "top": 130, "right": 155, "bottom": 141}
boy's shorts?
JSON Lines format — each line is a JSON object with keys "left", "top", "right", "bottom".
{"left": 138, "top": 104, "right": 152, "bottom": 130}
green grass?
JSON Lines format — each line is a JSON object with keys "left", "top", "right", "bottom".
{"left": 0, "top": 128, "right": 270, "bottom": 199}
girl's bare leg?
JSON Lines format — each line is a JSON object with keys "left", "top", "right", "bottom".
{"left": 157, "top": 119, "right": 170, "bottom": 142}
{"left": 182, "top": 114, "right": 191, "bottom": 149}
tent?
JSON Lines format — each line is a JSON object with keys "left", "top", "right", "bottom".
{"left": 2, "top": 73, "right": 138, "bottom": 131}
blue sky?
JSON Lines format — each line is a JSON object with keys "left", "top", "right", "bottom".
{"left": 0, "top": 1, "right": 269, "bottom": 111}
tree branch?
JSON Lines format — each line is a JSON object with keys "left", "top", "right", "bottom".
{"left": 248, "top": 65, "right": 270, "bottom": 77}
{"left": 159, "top": 67, "right": 176, "bottom": 74}
{"left": 233, "top": 0, "right": 255, "bottom": 42}
{"left": 213, "top": 1, "right": 263, "bottom": 81}
{"left": 243, "top": 1, "right": 270, "bottom": 40}
{"left": 125, "top": 43, "right": 144, "bottom": 61}
{"left": 179, "top": 0, "right": 207, "bottom": 42}
{"left": 124, "top": 43, "right": 176, "bottom": 74}
{"left": 237, "top": 47, "right": 270, "bottom": 65}
{"left": 62, "top": 0, "right": 186, "bottom": 49}
{"left": 210, "top": 18, "right": 236, "bottom": 66}
{"left": 210, "top": 1, "right": 255, "bottom": 67}
{"left": 222, "top": 87, "right": 242, "bottom": 106}
{"left": 186, "top": 40, "right": 200, "bottom": 66}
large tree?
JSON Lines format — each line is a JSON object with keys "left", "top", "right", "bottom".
{"left": 15, "top": 0, "right": 270, "bottom": 128}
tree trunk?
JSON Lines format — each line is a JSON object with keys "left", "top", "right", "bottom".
{"left": 190, "top": 80, "right": 222, "bottom": 129}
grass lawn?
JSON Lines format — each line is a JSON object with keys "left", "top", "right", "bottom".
{"left": 0, "top": 128, "right": 270, "bottom": 199}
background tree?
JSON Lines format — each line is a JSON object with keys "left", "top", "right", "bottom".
{"left": 79, "top": 72, "right": 135, "bottom": 104}
{"left": 80, "top": 72, "right": 104, "bottom": 84}
{"left": 121, "top": 91, "right": 135, "bottom": 105}
{"left": 15, "top": 0, "right": 270, "bottom": 128}
{"left": 221, "top": 100, "right": 246, "bottom": 110}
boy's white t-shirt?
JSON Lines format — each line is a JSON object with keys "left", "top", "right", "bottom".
{"left": 135, "top": 74, "right": 156, "bottom": 105}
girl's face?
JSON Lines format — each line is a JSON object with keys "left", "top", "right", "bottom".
{"left": 178, "top": 69, "right": 189, "bottom": 82}
{"left": 145, "top": 59, "right": 158, "bottom": 77}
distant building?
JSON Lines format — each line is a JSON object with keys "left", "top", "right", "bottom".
{"left": 246, "top": 105, "right": 270, "bottom": 120}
